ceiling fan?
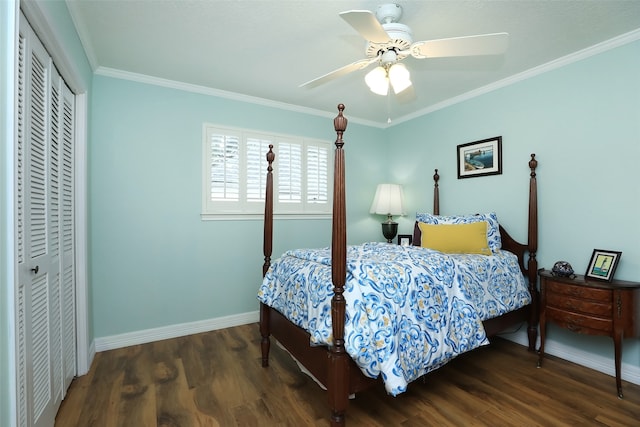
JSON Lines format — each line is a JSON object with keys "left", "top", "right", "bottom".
{"left": 300, "top": 3, "right": 509, "bottom": 96}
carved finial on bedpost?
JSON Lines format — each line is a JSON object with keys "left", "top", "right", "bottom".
{"left": 527, "top": 153, "right": 539, "bottom": 352}
{"left": 433, "top": 169, "right": 440, "bottom": 216}
{"left": 334, "top": 103, "right": 347, "bottom": 148}
{"left": 529, "top": 153, "right": 537, "bottom": 178}
{"left": 266, "top": 145, "right": 275, "bottom": 170}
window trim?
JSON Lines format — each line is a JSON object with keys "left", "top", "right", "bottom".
{"left": 201, "top": 124, "right": 333, "bottom": 220}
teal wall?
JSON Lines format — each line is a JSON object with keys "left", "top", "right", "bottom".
{"left": 91, "top": 37, "right": 640, "bottom": 371}
{"left": 390, "top": 39, "right": 640, "bottom": 366}
{"left": 89, "top": 76, "right": 387, "bottom": 337}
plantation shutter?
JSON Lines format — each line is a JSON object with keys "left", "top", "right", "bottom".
{"left": 306, "top": 144, "right": 329, "bottom": 204}
{"left": 202, "top": 125, "right": 331, "bottom": 217}
{"left": 277, "top": 141, "right": 302, "bottom": 205}
{"left": 209, "top": 132, "right": 240, "bottom": 201}
{"left": 246, "top": 137, "right": 271, "bottom": 202}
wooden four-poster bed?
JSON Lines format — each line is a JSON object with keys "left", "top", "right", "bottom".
{"left": 259, "top": 104, "right": 539, "bottom": 426}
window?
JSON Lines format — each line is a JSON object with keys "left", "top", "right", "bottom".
{"left": 202, "top": 124, "right": 332, "bottom": 219}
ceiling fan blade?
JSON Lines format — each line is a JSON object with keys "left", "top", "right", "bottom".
{"left": 339, "top": 10, "right": 391, "bottom": 44}
{"left": 411, "top": 32, "right": 509, "bottom": 59}
{"left": 299, "top": 57, "right": 378, "bottom": 89}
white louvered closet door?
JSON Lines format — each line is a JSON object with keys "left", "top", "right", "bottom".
{"left": 59, "top": 76, "right": 76, "bottom": 395}
{"left": 16, "top": 12, "right": 76, "bottom": 427}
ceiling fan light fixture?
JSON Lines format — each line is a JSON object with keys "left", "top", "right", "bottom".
{"left": 365, "top": 66, "right": 389, "bottom": 96}
{"left": 302, "top": 4, "right": 511, "bottom": 104}
{"left": 389, "top": 63, "right": 411, "bottom": 94}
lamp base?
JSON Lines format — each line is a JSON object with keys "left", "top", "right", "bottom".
{"left": 381, "top": 221, "right": 398, "bottom": 243}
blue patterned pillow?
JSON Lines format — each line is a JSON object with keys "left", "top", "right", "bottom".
{"left": 416, "top": 212, "right": 502, "bottom": 253}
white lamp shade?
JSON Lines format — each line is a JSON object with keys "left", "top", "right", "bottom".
{"left": 365, "top": 66, "right": 389, "bottom": 96}
{"left": 370, "top": 184, "right": 405, "bottom": 216}
{"left": 389, "top": 63, "right": 411, "bottom": 94}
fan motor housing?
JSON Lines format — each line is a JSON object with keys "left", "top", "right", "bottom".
{"left": 365, "top": 22, "right": 413, "bottom": 60}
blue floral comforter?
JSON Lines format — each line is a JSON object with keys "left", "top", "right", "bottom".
{"left": 258, "top": 242, "right": 531, "bottom": 396}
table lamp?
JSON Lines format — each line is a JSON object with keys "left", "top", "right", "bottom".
{"left": 370, "top": 183, "right": 405, "bottom": 243}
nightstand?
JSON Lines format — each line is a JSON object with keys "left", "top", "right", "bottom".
{"left": 537, "top": 269, "right": 640, "bottom": 398}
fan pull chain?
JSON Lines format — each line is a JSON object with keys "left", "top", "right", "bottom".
{"left": 387, "top": 91, "right": 392, "bottom": 124}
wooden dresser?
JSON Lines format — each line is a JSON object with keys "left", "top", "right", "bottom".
{"left": 538, "top": 269, "right": 640, "bottom": 398}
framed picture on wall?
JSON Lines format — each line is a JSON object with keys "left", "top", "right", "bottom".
{"left": 585, "top": 249, "right": 622, "bottom": 282}
{"left": 457, "top": 136, "right": 502, "bottom": 179}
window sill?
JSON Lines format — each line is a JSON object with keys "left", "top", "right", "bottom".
{"left": 200, "top": 213, "right": 332, "bottom": 221}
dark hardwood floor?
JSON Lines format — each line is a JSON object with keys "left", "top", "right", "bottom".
{"left": 55, "top": 323, "right": 640, "bottom": 426}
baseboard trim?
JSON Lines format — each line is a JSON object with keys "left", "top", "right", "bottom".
{"left": 94, "top": 311, "right": 259, "bottom": 352}
{"left": 499, "top": 330, "right": 640, "bottom": 386}
{"left": 94, "top": 314, "right": 640, "bottom": 388}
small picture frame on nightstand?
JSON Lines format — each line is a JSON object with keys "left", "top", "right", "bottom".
{"left": 585, "top": 249, "right": 622, "bottom": 282}
{"left": 397, "top": 234, "right": 412, "bottom": 246}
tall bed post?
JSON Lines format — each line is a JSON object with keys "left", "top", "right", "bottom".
{"left": 433, "top": 169, "right": 440, "bottom": 215}
{"left": 262, "top": 145, "right": 275, "bottom": 277}
{"left": 260, "top": 145, "right": 275, "bottom": 367}
{"left": 526, "top": 153, "right": 539, "bottom": 350}
{"left": 329, "top": 104, "right": 349, "bottom": 427}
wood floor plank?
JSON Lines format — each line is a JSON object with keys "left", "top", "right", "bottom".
{"left": 55, "top": 324, "right": 640, "bottom": 426}
{"left": 53, "top": 350, "right": 99, "bottom": 427}
{"left": 67, "top": 346, "right": 128, "bottom": 427}
{"left": 118, "top": 344, "right": 157, "bottom": 427}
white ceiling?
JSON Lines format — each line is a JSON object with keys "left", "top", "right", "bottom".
{"left": 66, "top": 0, "right": 640, "bottom": 126}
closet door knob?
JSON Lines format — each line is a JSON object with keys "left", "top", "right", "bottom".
{"left": 31, "top": 266, "right": 39, "bottom": 274}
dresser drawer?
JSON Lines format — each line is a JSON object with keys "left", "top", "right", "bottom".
{"left": 546, "top": 307, "right": 612, "bottom": 334}
{"left": 539, "top": 269, "right": 640, "bottom": 398}
{"left": 546, "top": 281, "right": 611, "bottom": 301}
{"left": 546, "top": 293, "right": 611, "bottom": 317}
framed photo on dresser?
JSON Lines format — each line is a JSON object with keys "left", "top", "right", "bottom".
{"left": 585, "top": 249, "right": 621, "bottom": 282}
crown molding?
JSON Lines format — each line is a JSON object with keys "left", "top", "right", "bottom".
{"left": 94, "top": 67, "right": 385, "bottom": 128}
{"left": 93, "top": 27, "right": 639, "bottom": 129}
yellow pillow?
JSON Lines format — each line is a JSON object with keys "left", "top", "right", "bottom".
{"left": 418, "top": 221, "right": 491, "bottom": 255}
